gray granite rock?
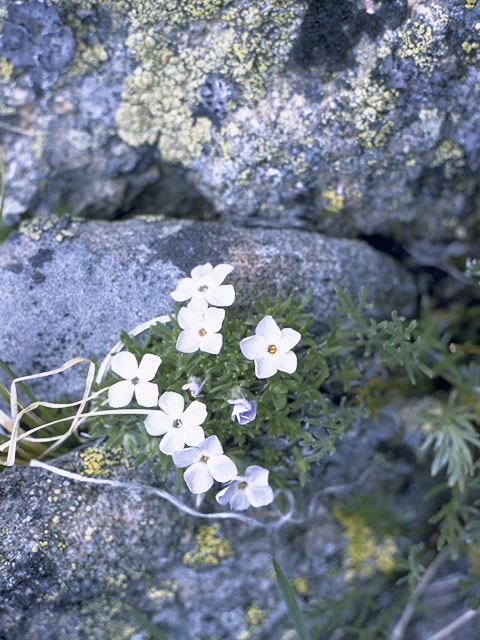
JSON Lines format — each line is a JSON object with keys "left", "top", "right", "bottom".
{"left": 0, "top": 0, "right": 479, "bottom": 248}
{"left": 0, "top": 404, "right": 452, "bottom": 640}
{"left": 0, "top": 217, "right": 416, "bottom": 400}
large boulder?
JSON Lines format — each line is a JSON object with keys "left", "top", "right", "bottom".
{"left": 0, "top": 0, "right": 479, "bottom": 248}
{"left": 0, "top": 404, "right": 465, "bottom": 640}
{"left": 0, "top": 217, "right": 416, "bottom": 400}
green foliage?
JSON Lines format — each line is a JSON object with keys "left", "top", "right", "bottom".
{"left": 123, "top": 602, "right": 170, "bottom": 639}
{"left": 418, "top": 392, "right": 480, "bottom": 488}
{"left": 273, "top": 557, "right": 311, "bottom": 640}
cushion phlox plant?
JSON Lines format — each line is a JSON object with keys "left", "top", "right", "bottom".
{"left": 98, "top": 262, "right": 309, "bottom": 511}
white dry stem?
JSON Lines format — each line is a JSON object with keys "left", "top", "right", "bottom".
{"left": 391, "top": 546, "right": 450, "bottom": 640}
{"left": 3, "top": 313, "right": 301, "bottom": 528}
{"left": 1, "top": 314, "right": 170, "bottom": 467}
{"left": 29, "top": 459, "right": 271, "bottom": 528}
{"left": 425, "top": 609, "right": 480, "bottom": 640}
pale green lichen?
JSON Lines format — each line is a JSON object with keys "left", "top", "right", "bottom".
{"left": 109, "top": 0, "right": 306, "bottom": 163}
{"left": 182, "top": 523, "right": 233, "bottom": 566}
{"left": 19, "top": 214, "right": 76, "bottom": 242}
{"left": 147, "top": 579, "right": 178, "bottom": 600}
{"left": 244, "top": 603, "right": 268, "bottom": 629}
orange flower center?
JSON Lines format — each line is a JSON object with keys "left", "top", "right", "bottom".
{"left": 199, "top": 328, "right": 207, "bottom": 337}
{"left": 268, "top": 344, "right": 277, "bottom": 354}
{"left": 201, "top": 455, "right": 209, "bottom": 462}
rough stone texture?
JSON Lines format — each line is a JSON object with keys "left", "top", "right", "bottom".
{"left": 0, "top": 216, "right": 416, "bottom": 400}
{"left": 1, "top": 404, "right": 471, "bottom": 640}
{"left": 0, "top": 0, "right": 479, "bottom": 248}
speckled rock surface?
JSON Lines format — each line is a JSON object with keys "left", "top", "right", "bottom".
{"left": 1, "top": 0, "right": 479, "bottom": 246}
{"left": 1, "top": 405, "right": 468, "bottom": 640}
{"left": 0, "top": 216, "right": 416, "bottom": 400}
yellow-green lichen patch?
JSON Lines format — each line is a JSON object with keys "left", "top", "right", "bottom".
{"left": 244, "top": 603, "right": 268, "bottom": 629}
{"left": 466, "top": 0, "right": 478, "bottom": 8}
{"left": 77, "top": 445, "right": 123, "bottom": 477}
{"left": 332, "top": 504, "right": 400, "bottom": 583}
{"left": 319, "top": 187, "right": 345, "bottom": 215}
{"left": 182, "top": 523, "right": 233, "bottom": 566}
{"left": 292, "top": 574, "right": 309, "bottom": 597}
{"left": 399, "top": 4, "right": 449, "bottom": 72}
{"left": 79, "top": 594, "right": 136, "bottom": 640}
{"left": 19, "top": 214, "right": 76, "bottom": 242}
{"left": 431, "top": 140, "right": 466, "bottom": 179}
{"left": 0, "top": 57, "right": 14, "bottom": 79}
{"left": 147, "top": 578, "right": 178, "bottom": 600}
{"left": 112, "top": 0, "right": 306, "bottom": 163}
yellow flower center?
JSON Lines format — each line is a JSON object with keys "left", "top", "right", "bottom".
{"left": 201, "top": 455, "right": 209, "bottom": 462}
{"left": 238, "top": 481, "right": 248, "bottom": 490}
{"left": 199, "top": 328, "right": 207, "bottom": 337}
{"left": 268, "top": 344, "right": 277, "bottom": 354}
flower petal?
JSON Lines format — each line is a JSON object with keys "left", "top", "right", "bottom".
{"left": 181, "top": 424, "right": 206, "bottom": 446}
{"left": 275, "top": 351, "right": 297, "bottom": 374}
{"left": 159, "top": 429, "right": 185, "bottom": 455}
{"left": 176, "top": 330, "right": 201, "bottom": 353}
{"left": 205, "top": 284, "right": 235, "bottom": 307}
{"left": 279, "top": 328, "right": 301, "bottom": 353}
{"left": 144, "top": 410, "right": 172, "bottom": 436}
{"left": 184, "top": 461, "right": 213, "bottom": 493}
{"left": 110, "top": 351, "right": 138, "bottom": 379}
{"left": 239, "top": 335, "right": 266, "bottom": 360}
{"left": 191, "top": 263, "right": 213, "bottom": 282}
{"left": 199, "top": 434, "right": 223, "bottom": 457}
{"left": 236, "top": 400, "right": 257, "bottom": 425}
{"left": 137, "top": 353, "right": 162, "bottom": 381}
{"left": 171, "top": 277, "right": 196, "bottom": 302}
{"left": 173, "top": 446, "right": 202, "bottom": 468}
{"left": 178, "top": 306, "right": 203, "bottom": 331}
{"left": 200, "top": 332, "right": 223, "bottom": 355}
{"left": 230, "top": 490, "right": 251, "bottom": 511}
{"left": 207, "top": 454, "right": 238, "bottom": 483}
{"left": 215, "top": 483, "right": 238, "bottom": 506}
{"left": 244, "top": 465, "right": 270, "bottom": 486}
{"left": 134, "top": 381, "right": 159, "bottom": 407}
{"left": 108, "top": 380, "right": 134, "bottom": 407}
{"left": 187, "top": 297, "right": 209, "bottom": 312}
{"left": 245, "top": 485, "right": 274, "bottom": 507}
{"left": 210, "top": 263, "right": 234, "bottom": 286}
{"left": 182, "top": 400, "right": 207, "bottom": 426}
{"left": 254, "top": 356, "right": 278, "bottom": 379}
{"left": 158, "top": 391, "right": 184, "bottom": 418}
{"left": 204, "top": 307, "right": 225, "bottom": 333}
{"left": 255, "top": 316, "right": 282, "bottom": 342}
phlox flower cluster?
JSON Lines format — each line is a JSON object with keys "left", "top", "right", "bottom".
{"left": 105, "top": 263, "right": 301, "bottom": 511}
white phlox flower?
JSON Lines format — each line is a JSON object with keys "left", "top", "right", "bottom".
{"left": 144, "top": 391, "right": 207, "bottom": 455}
{"left": 171, "top": 263, "right": 235, "bottom": 308}
{"left": 172, "top": 435, "right": 238, "bottom": 494}
{"left": 216, "top": 465, "right": 274, "bottom": 511}
{"left": 239, "top": 316, "right": 301, "bottom": 379}
{"left": 182, "top": 377, "right": 206, "bottom": 398}
{"left": 176, "top": 306, "right": 225, "bottom": 354}
{"left": 108, "top": 351, "right": 161, "bottom": 408}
